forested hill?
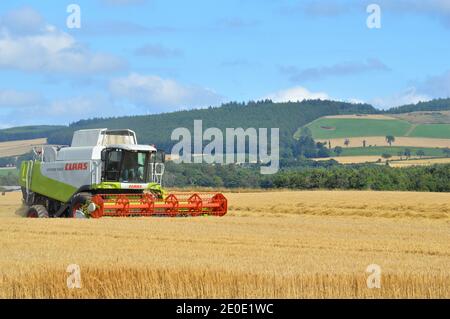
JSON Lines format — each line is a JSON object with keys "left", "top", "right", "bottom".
{"left": 0, "top": 125, "right": 64, "bottom": 142}
{"left": 385, "top": 98, "right": 450, "bottom": 114}
{"left": 2, "top": 97, "right": 450, "bottom": 151}
{"left": 43, "top": 100, "right": 376, "bottom": 151}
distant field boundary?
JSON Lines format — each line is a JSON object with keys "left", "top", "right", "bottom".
{"left": 319, "top": 136, "right": 450, "bottom": 149}
{"left": 323, "top": 114, "right": 397, "bottom": 120}
{"left": 0, "top": 138, "right": 46, "bottom": 158}
{"left": 314, "top": 155, "right": 450, "bottom": 165}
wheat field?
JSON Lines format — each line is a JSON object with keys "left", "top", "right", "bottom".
{"left": 0, "top": 138, "right": 47, "bottom": 158}
{"left": 389, "top": 157, "right": 450, "bottom": 167}
{"left": 314, "top": 155, "right": 450, "bottom": 165}
{"left": 0, "top": 191, "right": 449, "bottom": 298}
{"left": 318, "top": 136, "right": 450, "bottom": 148}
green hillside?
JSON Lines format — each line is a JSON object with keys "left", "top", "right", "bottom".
{"left": 385, "top": 98, "right": 450, "bottom": 114}
{"left": 0, "top": 125, "right": 64, "bottom": 142}
{"left": 0, "top": 101, "right": 377, "bottom": 152}
{"left": 409, "top": 124, "right": 450, "bottom": 139}
{"left": 38, "top": 100, "right": 376, "bottom": 152}
{"left": 2, "top": 98, "right": 450, "bottom": 162}
{"left": 301, "top": 117, "right": 450, "bottom": 140}
{"left": 303, "top": 118, "right": 412, "bottom": 139}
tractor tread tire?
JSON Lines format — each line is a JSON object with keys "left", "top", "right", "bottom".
{"left": 68, "top": 193, "right": 92, "bottom": 218}
{"left": 27, "top": 205, "right": 49, "bottom": 218}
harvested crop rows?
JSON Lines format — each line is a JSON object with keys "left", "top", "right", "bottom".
{"left": 0, "top": 138, "right": 46, "bottom": 158}
{"left": 0, "top": 191, "right": 449, "bottom": 298}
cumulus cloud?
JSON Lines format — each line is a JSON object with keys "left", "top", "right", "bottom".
{"left": 109, "top": 73, "right": 224, "bottom": 112}
{"left": 371, "top": 69, "right": 450, "bottom": 109}
{"left": 370, "top": 88, "right": 431, "bottom": 109}
{"left": 280, "top": 58, "right": 390, "bottom": 82}
{"left": 45, "top": 95, "right": 112, "bottom": 117}
{"left": 3, "top": 94, "right": 124, "bottom": 126}
{"left": 263, "top": 86, "right": 330, "bottom": 103}
{"left": 0, "top": 7, "right": 125, "bottom": 75}
{"left": 0, "top": 6, "right": 45, "bottom": 35}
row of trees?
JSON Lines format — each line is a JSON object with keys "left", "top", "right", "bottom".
{"left": 2, "top": 159, "right": 449, "bottom": 192}
{"left": 382, "top": 148, "right": 450, "bottom": 160}
{"left": 331, "top": 135, "right": 394, "bottom": 151}
{"left": 270, "top": 165, "right": 450, "bottom": 192}
{"left": 385, "top": 98, "right": 450, "bottom": 114}
{"left": 291, "top": 128, "right": 331, "bottom": 158}
{"left": 163, "top": 162, "right": 450, "bottom": 192}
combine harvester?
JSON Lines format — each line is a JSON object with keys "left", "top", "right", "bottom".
{"left": 19, "top": 129, "right": 227, "bottom": 218}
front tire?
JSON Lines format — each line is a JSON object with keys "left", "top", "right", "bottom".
{"left": 68, "top": 193, "right": 92, "bottom": 218}
{"left": 26, "top": 205, "right": 49, "bottom": 218}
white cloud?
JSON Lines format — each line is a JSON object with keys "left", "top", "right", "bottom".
{"left": 5, "top": 94, "right": 123, "bottom": 126}
{"left": 263, "top": 86, "right": 330, "bottom": 103}
{"left": 0, "top": 89, "right": 43, "bottom": 108}
{"left": 370, "top": 69, "right": 450, "bottom": 109}
{"left": 370, "top": 87, "right": 431, "bottom": 109}
{"left": 46, "top": 95, "right": 111, "bottom": 117}
{"left": 0, "top": 7, "right": 125, "bottom": 75}
{"left": 109, "top": 73, "right": 223, "bottom": 112}
{"left": 0, "top": 6, "right": 45, "bottom": 35}
{"left": 346, "top": 98, "right": 366, "bottom": 105}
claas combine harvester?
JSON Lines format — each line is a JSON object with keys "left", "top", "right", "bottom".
{"left": 19, "top": 129, "right": 227, "bottom": 218}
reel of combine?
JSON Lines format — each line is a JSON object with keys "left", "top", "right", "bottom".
{"left": 88, "top": 192, "right": 227, "bottom": 218}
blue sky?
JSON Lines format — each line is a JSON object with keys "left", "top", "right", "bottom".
{"left": 0, "top": 0, "right": 450, "bottom": 127}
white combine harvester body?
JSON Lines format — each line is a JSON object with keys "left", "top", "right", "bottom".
{"left": 19, "top": 128, "right": 227, "bottom": 218}
{"left": 36, "top": 129, "right": 159, "bottom": 190}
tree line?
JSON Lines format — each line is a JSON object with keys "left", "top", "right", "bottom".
{"left": 2, "top": 159, "right": 449, "bottom": 192}
{"left": 163, "top": 162, "right": 450, "bottom": 192}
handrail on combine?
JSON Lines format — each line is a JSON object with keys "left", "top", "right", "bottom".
{"left": 32, "top": 144, "right": 69, "bottom": 162}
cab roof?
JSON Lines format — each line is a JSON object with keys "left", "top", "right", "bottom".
{"left": 71, "top": 128, "right": 138, "bottom": 147}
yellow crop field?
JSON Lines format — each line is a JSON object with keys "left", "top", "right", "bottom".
{"left": 315, "top": 155, "right": 450, "bottom": 165}
{"left": 0, "top": 138, "right": 47, "bottom": 158}
{"left": 389, "top": 157, "right": 450, "bottom": 167}
{"left": 314, "top": 155, "right": 397, "bottom": 164}
{"left": 318, "top": 136, "right": 450, "bottom": 148}
{"left": 0, "top": 191, "right": 449, "bottom": 298}
{"left": 392, "top": 111, "right": 450, "bottom": 124}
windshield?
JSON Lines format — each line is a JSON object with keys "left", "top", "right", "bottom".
{"left": 104, "top": 149, "right": 149, "bottom": 183}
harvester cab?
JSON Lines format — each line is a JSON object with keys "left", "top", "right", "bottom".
{"left": 19, "top": 129, "right": 227, "bottom": 218}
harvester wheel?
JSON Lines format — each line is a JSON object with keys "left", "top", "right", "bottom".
{"left": 68, "top": 193, "right": 92, "bottom": 218}
{"left": 27, "top": 205, "right": 49, "bottom": 218}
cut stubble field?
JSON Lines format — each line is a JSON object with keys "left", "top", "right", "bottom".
{"left": 0, "top": 191, "right": 449, "bottom": 298}
{"left": 0, "top": 138, "right": 47, "bottom": 158}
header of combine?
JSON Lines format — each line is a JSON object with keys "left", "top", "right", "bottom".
{"left": 19, "top": 128, "right": 227, "bottom": 218}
